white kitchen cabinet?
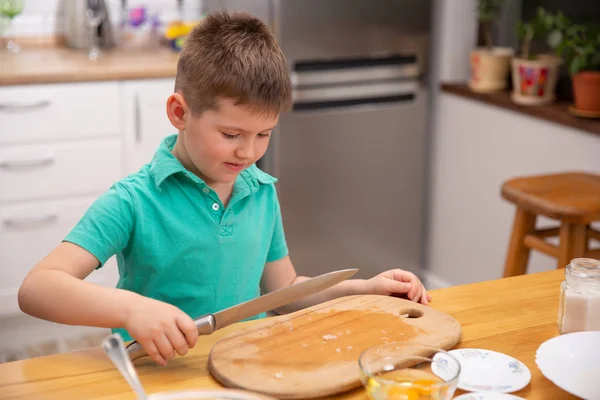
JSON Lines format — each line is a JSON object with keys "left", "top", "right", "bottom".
{"left": 0, "top": 78, "right": 178, "bottom": 319}
{"left": 122, "top": 79, "right": 177, "bottom": 175}
{"left": 0, "top": 139, "right": 122, "bottom": 203}
{"left": 0, "top": 82, "right": 122, "bottom": 318}
{"left": 0, "top": 196, "right": 119, "bottom": 316}
{"left": 0, "top": 77, "right": 183, "bottom": 358}
{"left": 0, "top": 82, "right": 120, "bottom": 146}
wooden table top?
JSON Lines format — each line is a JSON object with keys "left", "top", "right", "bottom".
{"left": 0, "top": 269, "right": 576, "bottom": 400}
{"left": 0, "top": 46, "right": 178, "bottom": 86}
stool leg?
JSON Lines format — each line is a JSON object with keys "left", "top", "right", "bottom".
{"left": 558, "top": 223, "right": 587, "bottom": 269}
{"left": 503, "top": 209, "right": 536, "bottom": 277}
{"left": 586, "top": 224, "right": 592, "bottom": 253}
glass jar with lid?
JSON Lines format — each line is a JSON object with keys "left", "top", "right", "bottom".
{"left": 558, "top": 258, "right": 600, "bottom": 334}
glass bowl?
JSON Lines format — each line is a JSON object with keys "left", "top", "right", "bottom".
{"left": 358, "top": 342, "right": 461, "bottom": 400}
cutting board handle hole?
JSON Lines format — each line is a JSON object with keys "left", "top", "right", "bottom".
{"left": 398, "top": 309, "right": 423, "bottom": 319}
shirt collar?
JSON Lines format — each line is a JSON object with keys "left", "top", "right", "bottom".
{"left": 150, "top": 134, "right": 278, "bottom": 190}
{"left": 149, "top": 134, "right": 189, "bottom": 188}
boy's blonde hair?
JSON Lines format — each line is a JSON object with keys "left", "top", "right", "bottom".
{"left": 175, "top": 10, "right": 292, "bottom": 117}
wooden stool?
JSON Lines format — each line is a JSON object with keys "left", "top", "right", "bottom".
{"left": 502, "top": 172, "right": 600, "bottom": 277}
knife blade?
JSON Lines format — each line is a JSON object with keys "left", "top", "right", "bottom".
{"left": 126, "top": 268, "right": 358, "bottom": 359}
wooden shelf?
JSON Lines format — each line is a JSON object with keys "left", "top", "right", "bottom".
{"left": 441, "top": 83, "right": 600, "bottom": 136}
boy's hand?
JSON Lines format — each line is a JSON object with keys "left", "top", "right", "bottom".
{"left": 124, "top": 296, "right": 198, "bottom": 366}
{"left": 363, "top": 269, "right": 431, "bottom": 305}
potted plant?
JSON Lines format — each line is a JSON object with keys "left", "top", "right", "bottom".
{"left": 511, "top": 8, "right": 567, "bottom": 106}
{"left": 469, "top": 0, "right": 514, "bottom": 93}
{"left": 552, "top": 22, "right": 600, "bottom": 116}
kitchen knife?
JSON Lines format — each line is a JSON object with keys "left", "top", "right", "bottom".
{"left": 126, "top": 268, "right": 358, "bottom": 359}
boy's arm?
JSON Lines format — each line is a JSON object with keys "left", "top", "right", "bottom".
{"left": 18, "top": 182, "right": 139, "bottom": 327}
{"left": 260, "top": 255, "right": 365, "bottom": 314}
{"left": 19, "top": 242, "right": 138, "bottom": 327}
{"left": 18, "top": 242, "right": 198, "bottom": 366}
{"left": 260, "top": 256, "right": 430, "bottom": 314}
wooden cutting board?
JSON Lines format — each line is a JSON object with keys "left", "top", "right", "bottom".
{"left": 208, "top": 295, "right": 462, "bottom": 399}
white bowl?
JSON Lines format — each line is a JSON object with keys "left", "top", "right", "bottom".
{"left": 536, "top": 331, "right": 600, "bottom": 400}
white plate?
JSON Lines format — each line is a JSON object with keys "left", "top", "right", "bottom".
{"left": 536, "top": 331, "right": 600, "bottom": 400}
{"left": 432, "top": 348, "right": 531, "bottom": 393}
{"left": 453, "top": 393, "right": 526, "bottom": 400}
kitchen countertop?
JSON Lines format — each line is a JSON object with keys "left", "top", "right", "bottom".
{"left": 0, "top": 268, "right": 576, "bottom": 399}
{"left": 0, "top": 46, "right": 179, "bottom": 86}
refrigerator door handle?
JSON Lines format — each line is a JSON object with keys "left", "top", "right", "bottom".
{"left": 291, "top": 54, "right": 421, "bottom": 87}
{"left": 292, "top": 80, "right": 419, "bottom": 112}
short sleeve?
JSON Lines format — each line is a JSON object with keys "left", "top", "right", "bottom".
{"left": 266, "top": 187, "right": 289, "bottom": 263}
{"left": 63, "top": 183, "right": 135, "bottom": 267}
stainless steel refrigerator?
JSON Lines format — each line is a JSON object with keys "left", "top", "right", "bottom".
{"left": 203, "top": 0, "right": 433, "bottom": 279}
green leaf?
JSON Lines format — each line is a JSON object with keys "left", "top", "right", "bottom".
{"left": 537, "top": 7, "right": 546, "bottom": 19}
{"left": 477, "top": 0, "right": 505, "bottom": 21}
{"left": 567, "top": 25, "right": 582, "bottom": 37}
{"left": 515, "top": 20, "right": 526, "bottom": 40}
{"left": 570, "top": 57, "right": 585, "bottom": 75}
{"left": 555, "top": 12, "right": 571, "bottom": 30}
{"left": 555, "top": 40, "right": 575, "bottom": 58}
{"left": 547, "top": 30, "right": 563, "bottom": 48}
{"left": 582, "top": 44, "right": 596, "bottom": 56}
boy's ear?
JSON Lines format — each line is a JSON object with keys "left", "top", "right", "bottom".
{"left": 166, "top": 93, "right": 188, "bottom": 130}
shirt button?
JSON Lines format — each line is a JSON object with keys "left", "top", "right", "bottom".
{"left": 212, "top": 203, "right": 220, "bottom": 211}
{"left": 202, "top": 187, "right": 210, "bottom": 194}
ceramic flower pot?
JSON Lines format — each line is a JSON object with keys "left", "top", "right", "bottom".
{"left": 469, "top": 47, "right": 514, "bottom": 93}
{"left": 572, "top": 71, "right": 600, "bottom": 113}
{"left": 511, "top": 55, "right": 562, "bottom": 105}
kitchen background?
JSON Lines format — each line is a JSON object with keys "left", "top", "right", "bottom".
{"left": 1, "top": 0, "right": 599, "bottom": 362}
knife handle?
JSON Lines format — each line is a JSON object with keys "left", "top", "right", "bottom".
{"left": 125, "top": 340, "right": 147, "bottom": 361}
{"left": 125, "top": 314, "right": 216, "bottom": 360}
{"left": 194, "top": 314, "right": 217, "bottom": 335}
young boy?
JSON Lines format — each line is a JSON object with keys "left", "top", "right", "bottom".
{"left": 18, "top": 10, "right": 430, "bottom": 367}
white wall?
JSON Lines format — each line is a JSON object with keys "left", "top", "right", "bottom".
{"left": 425, "top": 95, "right": 600, "bottom": 287}
{"left": 429, "top": 0, "right": 478, "bottom": 83}
{"left": 3, "top": 0, "right": 201, "bottom": 37}
{"left": 422, "top": 0, "right": 477, "bottom": 288}
{"left": 423, "top": 0, "right": 600, "bottom": 287}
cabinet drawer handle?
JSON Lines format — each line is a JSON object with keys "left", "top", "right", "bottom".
{"left": 3, "top": 214, "right": 58, "bottom": 228}
{"left": 0, "top": 100, "right": 51, "bottom": 111}
{"left": 0, "top": 156, "right": 55, "bottom": 169}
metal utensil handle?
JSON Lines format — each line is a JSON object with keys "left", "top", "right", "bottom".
{"left": 0, "top": 100, "right": 51, "bottom": 111}
{"left": 3, "top": 213, "right": 58, "bottom": 228}
{"left": 0, "top": 156, "right": 55, "bottom": 169}
{"left": 102, "top": 334, "right": 148, "bottom": 400}
{"left": 126, "top": 314, "right": 216, "bottom": 360}
{"left": 194, "top": 313, "right": 217, "bottom": 334}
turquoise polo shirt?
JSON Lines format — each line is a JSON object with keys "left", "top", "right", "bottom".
{"left": 64, "top": 134, "right": 288, "bottom": 341}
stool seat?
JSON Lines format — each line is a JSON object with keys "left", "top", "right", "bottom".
{"left": 502, "top": 172, "right": 600, "bottom": 277}
{"left": 502, "top": 172, "right": 600, "bottom": 224}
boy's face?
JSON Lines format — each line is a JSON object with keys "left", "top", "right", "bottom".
{"left": 172, "top": 96, "right": 278, "bottom": 186}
